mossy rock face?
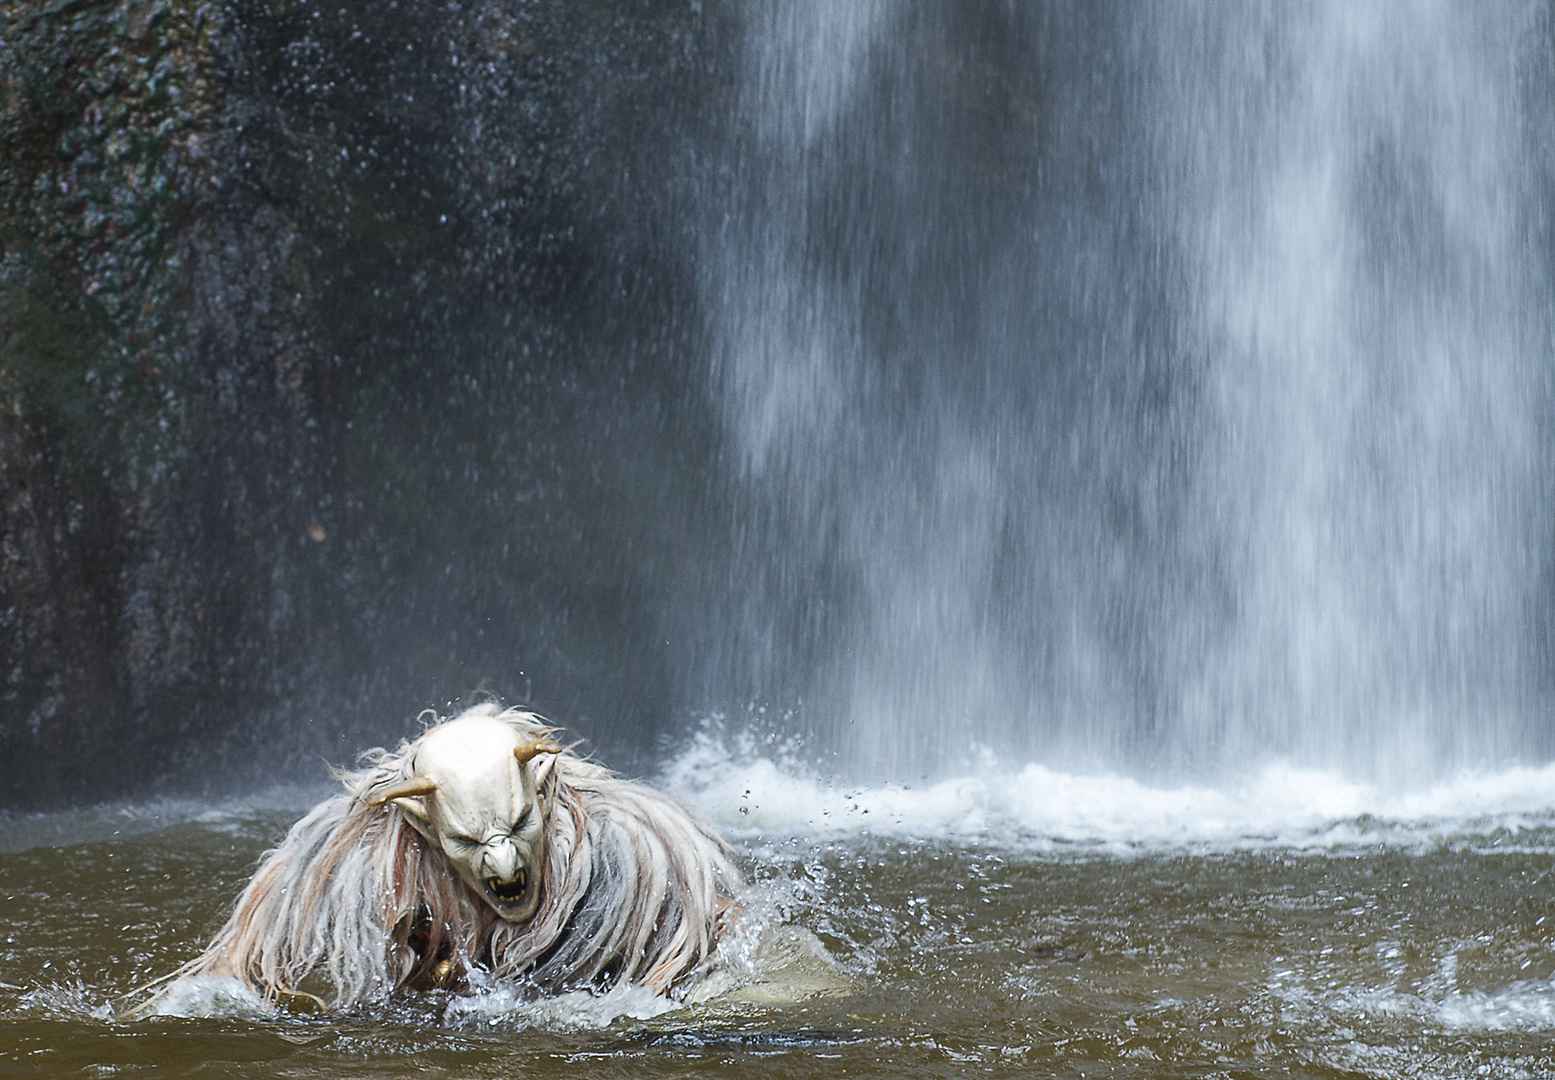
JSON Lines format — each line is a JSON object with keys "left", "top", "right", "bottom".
{"left": 0, "top": 0, "right": 217, "bottom": 801}
{"left": 0, "top": 0, "right": 724, "bottom": 806}
{"left": 1, "top": 0, "right": 213, "bottom": 469}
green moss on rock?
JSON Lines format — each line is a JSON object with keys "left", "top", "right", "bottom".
{"left": 1, "top": 0, "right": 218, "bottom": 486}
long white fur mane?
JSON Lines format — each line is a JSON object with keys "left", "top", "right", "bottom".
{"left": 144, "top": 705, "right": 742, "bottom": 1009}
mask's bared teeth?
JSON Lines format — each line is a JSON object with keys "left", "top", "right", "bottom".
{"left": 485, "top": 870, "right": 528, "bottom": 904}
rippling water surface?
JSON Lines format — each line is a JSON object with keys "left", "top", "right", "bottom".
{"left": 4, "top": 744, "right": 1555, "bottom": 1078}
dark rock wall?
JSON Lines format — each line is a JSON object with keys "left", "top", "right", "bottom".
{"left": 0, "top": 0, "right": 730, "bottom": 806}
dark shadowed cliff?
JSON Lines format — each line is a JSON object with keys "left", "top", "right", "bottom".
{"left": 0, "top": 0, "right": 732, "bottom": 806}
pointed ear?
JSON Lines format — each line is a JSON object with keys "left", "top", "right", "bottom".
{"left": 390, "top": 794, "right": 433, "bottom": 827}
{"left": 368, "top": 776, "right": 437, "bottom": 837}
{"left": 530, "top": 752, "right": 559, "bottom": 802}
{"left": 514, "top": 739, "right": 561, "bottom": 801}
{"left": 388, "top": 795, "right": 439, "bottom": 847}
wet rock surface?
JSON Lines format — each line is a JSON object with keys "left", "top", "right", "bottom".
{"left": 0, "top": 0, "right": 726, "bottom": 806}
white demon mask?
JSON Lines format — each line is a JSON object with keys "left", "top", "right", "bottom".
{"left": 368, "top": 714, "right": 561, "bottom": 922}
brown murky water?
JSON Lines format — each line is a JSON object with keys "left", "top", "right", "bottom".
{"left": 2, "top": 799, "right": 1554, "bottom": 1078}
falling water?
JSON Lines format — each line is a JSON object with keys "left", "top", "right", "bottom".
{"left": 694, "top": 1, "right": 1555, "bottom": 783}
{"left": 1167, "top": 2, "right": 1555, "bottom": 779}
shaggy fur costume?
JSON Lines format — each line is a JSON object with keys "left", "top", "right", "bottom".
{"left": 143, "top": 706, "right": 742, "bottom": 1009}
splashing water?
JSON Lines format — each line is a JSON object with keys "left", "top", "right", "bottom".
{"left": 664, "top": 729, "right": 1555, "bottom": 853}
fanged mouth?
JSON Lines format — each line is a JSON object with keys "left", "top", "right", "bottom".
{"left": 485, "top": 868, "right": 527, "bottom": 904}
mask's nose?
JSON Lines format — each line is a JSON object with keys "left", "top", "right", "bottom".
{"left": 479, "top": 838, "right": 528, "bottom": 905}
{"left": 480, "top": 838, "right": 522, "bottom": 883}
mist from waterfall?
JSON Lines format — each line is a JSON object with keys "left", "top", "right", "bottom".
{"left": 689, "top": 1, "right": 1555, "bottom": 783}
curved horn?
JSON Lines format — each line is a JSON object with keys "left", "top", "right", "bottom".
{"left": 514, "top": 739, "right": 563, "bottom": 764}
{"left": 367, "top": 776, "right": 438, "bottom": 806}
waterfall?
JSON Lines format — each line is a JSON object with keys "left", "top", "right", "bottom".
{"left": 691, "top": 1, "right": 1555, "bottom": 782}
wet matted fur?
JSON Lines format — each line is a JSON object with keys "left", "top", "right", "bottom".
{"left": 138, "top": 705, "right": 743, "bottom": 1010}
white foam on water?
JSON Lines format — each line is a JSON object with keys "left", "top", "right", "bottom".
{"left": 1343, "top": 981, "right": 1555, "bottom": 1033}
{"left": 1277, "top": 954, "right": 1555, "bottom": 1036}
{"left": 444, "top": 978, "right": 682, "bottom": 1031}
{"left": 1428, "top": 982, "right": 1555, "bottom": 1032}
{"left": 662, "top": 731, "right": 1555, "bottom": 853}
{"left": 147, "top": 975, "right": 277, "bottom": 1019}
{"left": 17, "top": 980, "right": 114, "bottom": 1021}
